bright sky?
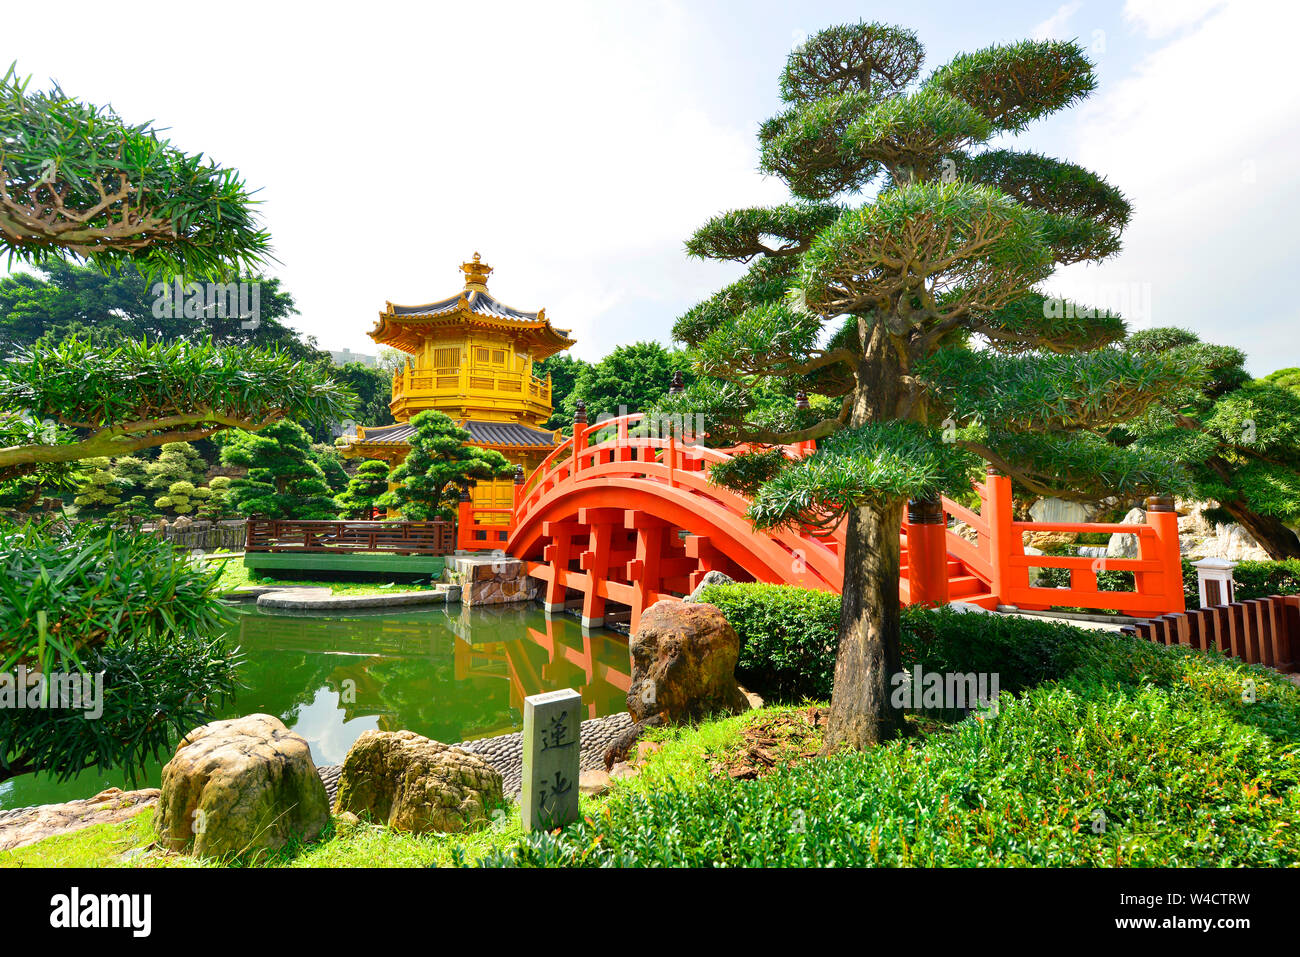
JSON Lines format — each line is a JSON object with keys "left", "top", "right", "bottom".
{"left": 5, "top": 0, "right": 1297, "bottom": 374}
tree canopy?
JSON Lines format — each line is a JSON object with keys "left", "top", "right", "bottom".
{"left": 219, "top": 420, "right": 338, "bottom": 519}
{"left": 378, "top": 410, "right": 514, "bottom": 521}
{"left": 1123, "top": 328, "right": 1300, "bottom": 559}
{"left": 0, "top": 336, "right": 355, "bottom": 483}
{"left": 559, "top": 341, "right": 692, "bottom": 429}
{"left": 667, "top": 20, "right": 1193, "bottom": 750}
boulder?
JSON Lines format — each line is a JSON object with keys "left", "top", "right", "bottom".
{"left": 332, "top": 730, "right": 502, "bottom": 834}
{"left": 1106, "top": 507, "right": 1148, "bottom": 560}
{"left": 1029, "top": 497, "right": 1092, "bottom": 525}
{"left": 156, "top": 713, "right": 329, "bottom": 858}
{"left": 684, "top": 570, "right": 735, "bottom": 603}
{"left": 627, "top": 600, "right": 748, "bottom": 724}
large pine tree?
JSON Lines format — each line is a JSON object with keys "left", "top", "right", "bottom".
{"left": 670, "top": 22, "right": 1195, "bottom": 750}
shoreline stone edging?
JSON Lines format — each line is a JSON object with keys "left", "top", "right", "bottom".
{"left": 317, "top": 711, "right": 633, "bottom": 804}
{"left": 254, "top": 586, "right": 460, "bottom": 611}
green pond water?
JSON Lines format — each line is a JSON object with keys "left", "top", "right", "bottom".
{"left": 0, "top": 603, "right": 631, "bottom": 810}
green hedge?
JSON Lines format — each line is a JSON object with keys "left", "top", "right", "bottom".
{"left": 482, "top": 603, "right": 1300, "bottom": 867}
{"left": 699, "top": 582, "right": 1097, "bottom": 703}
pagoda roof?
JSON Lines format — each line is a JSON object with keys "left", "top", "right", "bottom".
{"left": 354, "top": 419, "right": 560, "bottom": 450}
{"left": 369, "top": 253, "right": 575, "bottom": 358}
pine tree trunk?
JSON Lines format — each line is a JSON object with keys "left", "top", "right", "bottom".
{"left": 823, "top": 497, "right": 907, "bottom": 751}
{"left": 1219, "top": 499, "right": 1300, "bottom": 560}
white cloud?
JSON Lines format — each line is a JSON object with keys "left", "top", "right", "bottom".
{"left": 1042, "top": 0, "right": 1300, "bottom": 373}
{"left": 1032, "top": 1, "right": 1083, "bottom": 39}
{"left": 1123, "top": 0, "right": 1226, "bottom": 38}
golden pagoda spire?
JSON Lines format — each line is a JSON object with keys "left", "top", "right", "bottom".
{"left": 461, "top": 252, "right": 493, "bottom": 293}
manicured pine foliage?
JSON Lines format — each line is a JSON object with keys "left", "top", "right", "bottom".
{"left": 335, "top": 459, "right": 392, "bottom": 519}
{"left": 0, "top": 336, "right": 355, "bottom": 483}
{"left": 1121, "top": 327, "right": 1300, "bottom": 559}
{"left": 378, "top": 410, "right": 514, "bottom": 521}
{"left": 665, "top": 21, "right": 1195, "bottom": 749}
{"left": 220, "top": 420, "right": 338, "bottom": 520}
{"left": 0, "top": 521, "right": 239, "bottom": 783}
{"left": 0, "top": 64, "right": 270, "bottom": 278}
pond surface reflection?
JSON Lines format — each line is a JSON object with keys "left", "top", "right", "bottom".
{"left": 0, "top": 603, "right": 630, "bottom": 809}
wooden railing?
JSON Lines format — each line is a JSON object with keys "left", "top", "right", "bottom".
{"left": 245, "top": 519, "right": 454, "bottom": 555}
{"left": 1122, "top": 595, "right": 1299, "bottom": 672}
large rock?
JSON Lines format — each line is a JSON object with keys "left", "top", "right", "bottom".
{"left": 332, "top": 730, "right": 502, "bottom": 834}
{"left": 684, "top": 570, "right": 734, "bottom": 603}
{"left": 1029, "top": 497, "right": 1092, "bottom": 525}
{"left": 627, "top": 600, "right": 748, "bottom": 724}
{"left": 156, "top": 713, "right": 329, "bottom": 858}
{"left": 1106, "top": 507, "right": 1148, "bottom": 560}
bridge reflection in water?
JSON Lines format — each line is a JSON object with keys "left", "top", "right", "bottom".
{"left": 231, "top": 603, "right": 631, "bottom": 755}
{"left": 0, "top": 603, "right": 628, "bottom": 810}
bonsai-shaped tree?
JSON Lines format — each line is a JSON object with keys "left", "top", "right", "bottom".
{"left": 311, "top": 442, "right": 350, "bottom": 495}
{"left": 1123, "top": 328, "right": 1300, "bottom": 559}
{"left": 378, "top": 410, "right": 514, "bottom": 520}
{"left": 196, "top": 474, "right": 232, "bottom": 522}
{"left": 154, "top": 479, "right": 213, "bottom": 516}
{"left": 220, "top": 420, "right": 338, "bottom": 519}
{"left": 70, "top": 456, "right": 128, "bottom": 513}
{"left": 145, "top": 441, "right": 206, "bottom": 493}
{"left": 0, "top": 336, "right": 355, "bottom": 483}
{"left": 335, "top": 459, "right": 391, "bottom": 519}
{"left": 669, "top": 21, "right": 1193, "bottom": 749}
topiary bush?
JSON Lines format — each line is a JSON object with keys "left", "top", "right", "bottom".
{"left": 699, "top": 582, "right": 1101, "bottom": 702}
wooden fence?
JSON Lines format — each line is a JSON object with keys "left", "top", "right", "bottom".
{"left": 244, "top": 519, "right": 454, "bottom": 555}
{"left": 153, "top": 522, "right": 246, "bottom": 552}
{"left": 1121, "top": 595, "right": 1299, "bottom": 672}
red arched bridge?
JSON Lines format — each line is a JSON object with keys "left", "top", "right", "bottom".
{"left": 456, "top": 413, "right": 1185, "bottom": 631}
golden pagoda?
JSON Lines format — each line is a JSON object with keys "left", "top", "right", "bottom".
{"left": 342, "top": 254, "right": 575, "bottom": 518}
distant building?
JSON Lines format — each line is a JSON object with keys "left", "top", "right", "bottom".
{"left": 330, "top": 347, "right": 378, "bottom": 367}
{"left": 339, "top": 253, "right": 574, "bottom": 519}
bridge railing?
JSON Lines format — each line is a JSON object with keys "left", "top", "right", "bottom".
{"left": 929, "top": 470, "right": 1185, "bottom": 616}
{"left": 245, "top": 519, "right": 455, "bottom": 554}
{"left": 469, "top": 410, "right": 1186, "bottom": 616}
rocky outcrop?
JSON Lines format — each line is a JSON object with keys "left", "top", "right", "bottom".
{"left": 449, "top": 554, "right": 539, "bottom": 605}
{"left": 0, "top": 788, "right": 159, "bottom": 852}
{"left": 627, "top": 600, "right": 748, "bottom": 724}
{"left": 684, "top": 570, "right": 735, "bottom": 603}
{"left": 332, "top": 730, "right": 502, "bottom": 834}
{"left": 155, "top": 713, "right": 329, "bottom": 858}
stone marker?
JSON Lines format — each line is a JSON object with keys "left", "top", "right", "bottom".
{"left": 521, "top": 688, "right": 582, "bottom": 833}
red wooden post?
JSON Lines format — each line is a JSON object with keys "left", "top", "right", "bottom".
{"left": 572, "top": 402, "right": 588, "bottom": 474}
{"left": 984, "top": 468, "right": 1014, "bottom": 608}
{"left": 457, "top": 488, "right": 473, "bottom": 551}
{"left": 905, "top": 496, "right": 949, "bottom": 607}
{"left": 1144, "top": 495, "right": 1185, "bottom": 614}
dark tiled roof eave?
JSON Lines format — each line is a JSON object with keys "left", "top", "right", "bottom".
{"left": 389, "top": 290, "right": 539, "bottom": 322}
{"left": 354, "top": 420, "right": 558, "bottom": 448}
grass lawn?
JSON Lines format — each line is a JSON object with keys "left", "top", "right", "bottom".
{"left": 213, "top": 558, "right": 443, "bottom": 597}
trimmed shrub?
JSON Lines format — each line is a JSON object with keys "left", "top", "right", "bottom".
{"left": 696, "top": 583, "right": 839, "bottom": 700}
{"left": 700, "top": 582, "right": 1103, "bottom": 702}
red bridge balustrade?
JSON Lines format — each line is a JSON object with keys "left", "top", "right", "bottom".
{"left": 245, "top": 519, "right": 454, "bottom": 555}
{"left": 451, "top": 412, "right": 1186, "bottom": 631}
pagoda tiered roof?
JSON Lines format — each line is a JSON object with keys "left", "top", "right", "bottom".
{"left": 369, "top": 253, "right": 575, "bottom": 357}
